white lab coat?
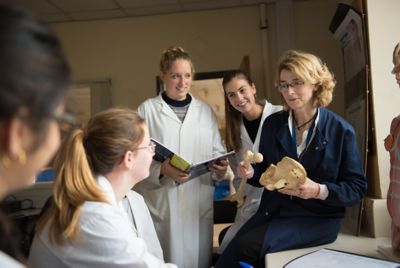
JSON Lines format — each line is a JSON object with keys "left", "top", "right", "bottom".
{"left": 0, "top": 251, "right": 24, "bottom": 268}
{"left": 29, "top": 176, "right": 176, "bottom": 268}
{"left": 135, "top": 94, "right": 226, "bottom": 268}
{"left": 218, "top": 100, "right": 282, "bottom": 253}
{"left": 122, "top": 190, "right": 164, "bottom": 260}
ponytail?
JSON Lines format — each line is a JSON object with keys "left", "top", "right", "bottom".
{"left": 36, "top": 129, "right": 107, "bottom": 245}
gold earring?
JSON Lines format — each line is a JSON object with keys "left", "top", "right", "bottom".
{"left": 18, "top": 150, "right": 26, "bottom": 165}
{"left": 1, "top": 155, "right": 11, "bottom": 167}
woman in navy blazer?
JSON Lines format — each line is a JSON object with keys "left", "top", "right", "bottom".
{"left": 215, "top": 50, "right": 367, "bottom": 268}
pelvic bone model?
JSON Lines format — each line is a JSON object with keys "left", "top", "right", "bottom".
{"left": 259, "top": 156, "right": 306, "bottom": 191}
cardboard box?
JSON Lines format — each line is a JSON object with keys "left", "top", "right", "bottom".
{"left": 361, "top": 197, "right": 391, "bottom": 237}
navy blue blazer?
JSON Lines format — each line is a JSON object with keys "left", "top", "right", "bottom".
{"left": 249, "top": 108, "right": 367, "bottom": 219}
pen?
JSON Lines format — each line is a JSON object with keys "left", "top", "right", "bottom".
{"left": 239, "top": 261, "right": 254, "bottom": 268}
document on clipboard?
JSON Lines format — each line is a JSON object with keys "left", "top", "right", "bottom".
{"left": 284, "top": 248, "right": 400, "bottom": 268}
{"left": 151, "top": 138, "right": 235, "bottom": 180}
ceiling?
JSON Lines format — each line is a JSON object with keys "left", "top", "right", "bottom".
{"left": 0, "top": 0, "right": 279, "bottom": 23}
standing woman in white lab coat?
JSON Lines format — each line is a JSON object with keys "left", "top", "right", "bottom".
{"left": 218, "top": 70, "right": 282, "bottom": 254}
{"left": 135, "top": 46, "right": 229, "bottom": 268}
{"left": 30, "top": 108, "right": 176, "bottom": 268}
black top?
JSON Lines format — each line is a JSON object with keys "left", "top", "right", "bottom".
{"left": 243, "top": 114, "right": 262, "bottom": 143}
{"left": 161, "top": 92, "right": 192, "bottom": 107}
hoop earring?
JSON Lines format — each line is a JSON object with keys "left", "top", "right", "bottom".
{"left": 1, "top": 155, "right": 11, "bottom": 167}
{"left": 18, "top": 150, "right": 26, "bottom": 165}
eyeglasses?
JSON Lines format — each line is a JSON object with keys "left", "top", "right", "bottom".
{"left": 135, "top": 141, "right": 156, "bottom": 153}
{"left": 277, "top": 80, "right": 305, "bottom": 93}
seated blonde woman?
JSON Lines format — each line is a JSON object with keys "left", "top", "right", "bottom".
{"left": 29, "top": 108, "right": 176, "bottom": 268}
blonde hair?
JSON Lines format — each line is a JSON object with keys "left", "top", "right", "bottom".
{"left": 36, "top": 107, "right": 145, "bottom": 245}
{"left": 160, "top": 46, "right": 195, "bottom": 75}
{"left": 276, "top": 50, "right": 336, "bottom": 109}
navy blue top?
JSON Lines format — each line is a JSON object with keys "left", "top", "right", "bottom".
{"left": 249, "top": 108, "right": 367, "bottom": 219}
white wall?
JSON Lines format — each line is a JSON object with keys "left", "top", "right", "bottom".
{"left": 50, "top": 1, "right": 345, "bottom": 115}
{"left": 293, "top": 0, "right": 347, "bottom": 116}
{"left": 366, "top": 0, "right": 400, "bottom": 197}
{"left": 51, "top": 6, "right": 265, "bottom": 109}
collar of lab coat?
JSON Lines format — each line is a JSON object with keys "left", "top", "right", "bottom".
{"left": 96, "top": 176, "right": 137, "bottom": 234}
{"left": 240, "top": 100, "right": 283, "bottom": 154}
{"left": 155, "top": 92, "right": 202, "bottom": 122}
{"left": 96, "top": 175, "right": 118, "bottom": 206}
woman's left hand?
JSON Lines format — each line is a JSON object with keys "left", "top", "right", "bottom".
{"left": 279, "top": 177, "right": 320, "bottom": 199}
{"left": 210, "top": 157, "right": 229, "bottom": 179}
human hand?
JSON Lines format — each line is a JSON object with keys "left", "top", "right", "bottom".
{"left": 236, "top": 161, "right": 254, "bottom": 179}
{"left": 279, "top": 177, "right": 320, "bottom": 199}
{"left": 209, "top": 157, "right": 229, "bottom": 179}
{"left": 160, "top": 159, "right": 190, "bottom": 184}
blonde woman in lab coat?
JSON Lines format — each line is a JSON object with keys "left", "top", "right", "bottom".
{"left": 29, "top": 108, "right": 176, "bottom": 268}
{"left": 135, "top": 46, "right": 229, "bottom": 268}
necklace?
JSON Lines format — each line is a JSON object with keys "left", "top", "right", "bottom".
{"left": 294, "top": 112, "right": 316, "bottom": 130}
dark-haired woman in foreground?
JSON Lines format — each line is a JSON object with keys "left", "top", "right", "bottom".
{"left": 0, "top": 4, "right": 71, "bottom": 267}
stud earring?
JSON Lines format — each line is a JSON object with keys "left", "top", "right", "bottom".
{"left": 18, "top": 150, "right": 26, "bottom": 165}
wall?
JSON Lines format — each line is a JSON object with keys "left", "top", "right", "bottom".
{"left": 366, "top": 0, "right": 400, "bottom": 197}
{"left": 292, "top": 0, "right": 349, "bottom": 116}
{"left": 51, "top": 6, "right": 265, "bottom": 110}
{"left": 50, "top": 1, "right": 345, "bottom": 115}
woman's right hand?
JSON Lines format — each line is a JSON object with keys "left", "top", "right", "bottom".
{"left": 236, "top": 161, "right": 254, "bottom": 179}
{"left": 160, "top": 159, "right": 191, "bottom": 184}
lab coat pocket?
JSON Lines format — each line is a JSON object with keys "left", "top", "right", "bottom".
{"left": 241, "top": 186, "right": 263, "bottom": 215}
{"left": 319, "top": 161, "right": 338, "bottom": 181}
{"left": 199, "top": 184, "right": 214, "bottom": 220}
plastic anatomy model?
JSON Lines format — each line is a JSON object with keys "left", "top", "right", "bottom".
{"left": 259, "top": 156, "right": 307, "bottom": 191}
{"left": 227, "top": 150, "right": 263, "bottom": 207}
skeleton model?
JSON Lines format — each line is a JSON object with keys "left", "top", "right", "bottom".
{"left": 259, "top": 156, "right": 307, "bottom": 191}
{"left": 226, "top": 150, "right": 263, "bottom": 207}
